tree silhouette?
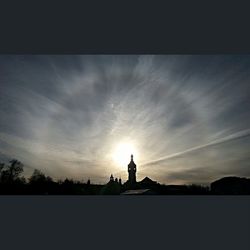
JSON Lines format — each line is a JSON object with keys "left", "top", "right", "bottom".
{"left": 0, "top": 163, "right": 4, "bottom": 172}
{"left": 87, "top": 179, "right": 91, "bottom": 185}
{"left": 9, "top": 159, "right": 24, "bottom": 180}
{"left": 0, "top": 159, "right": 23, "bottom": 184}
{"left": 29, "top": 169, "right": 46, "bottom": 183}
{"left": 28, "top": 169, "right": 56, "bottom": 194}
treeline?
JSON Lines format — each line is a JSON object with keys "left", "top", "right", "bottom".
{"left": 0, "top": 159, "right": 210, "bottom": 195}
{"left": 0, "top": 159, "right": 103, "bottom": 195}
{"left": 1, "top": 159, "right": 250, "bottom": 195}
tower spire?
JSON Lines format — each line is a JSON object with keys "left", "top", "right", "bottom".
{"left": 128, "top": 154, "right": 136, "bottom": 184}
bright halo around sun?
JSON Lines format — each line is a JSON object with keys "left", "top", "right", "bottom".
{"left": 112, "top": 142, "right": 138, "bottom": 167}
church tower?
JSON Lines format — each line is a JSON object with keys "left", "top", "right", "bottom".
{"left": 128, "top": 154, "right": 136, "bottom": 184}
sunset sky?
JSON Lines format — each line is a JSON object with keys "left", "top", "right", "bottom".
{"left": 0, "top": 55, "right": 250, "bottom": 184}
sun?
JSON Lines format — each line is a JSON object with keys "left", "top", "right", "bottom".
{"left": 112, "top": 142, "right": 138, "bottom": 167}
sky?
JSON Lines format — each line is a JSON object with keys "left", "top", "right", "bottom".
{"left": 0, "top": 55, "right": 250, "bottom": 185}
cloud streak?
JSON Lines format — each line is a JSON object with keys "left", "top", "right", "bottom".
{"left": 143, "top": 128, "right": 250, "bottom": 166}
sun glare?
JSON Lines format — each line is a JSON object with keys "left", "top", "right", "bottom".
{"left": 112, "top": 142, "right": 138, "bottom": 167}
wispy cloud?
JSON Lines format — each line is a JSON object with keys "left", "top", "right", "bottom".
{"left": 142, "top": 128, "right": 250, "bottom": 166}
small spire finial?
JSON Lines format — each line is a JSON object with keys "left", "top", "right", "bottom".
{"left": 131, "top": 154, "right": 133, "bottom": 160}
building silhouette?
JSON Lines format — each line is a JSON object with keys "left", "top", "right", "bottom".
{"left": 110, "top": 174, "right": 114, "bottom": 182}
{"left": 128, "top": 154, "right": 136, "bottom": 184}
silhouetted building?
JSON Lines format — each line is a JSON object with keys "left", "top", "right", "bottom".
{"left": 101, "top": 174, "right": 121, "bottom": 194}
{"left": 128, "top": 154, "right": 136, "bottom": 184}
{"left": 139, "top": 177, "right": 157, "bottom": 186}
{"left": 124, "top": 155, "right": 156, "bottom": 190}
{"left": 110, "top": 174, "right": 114, "bottom": 182}
{"left": 211, "top": 176, "right": 250, "bottom": 194}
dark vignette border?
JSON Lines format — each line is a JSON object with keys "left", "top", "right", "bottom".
{"left": 0, "top": 1, "right": 250, "bottom": 250}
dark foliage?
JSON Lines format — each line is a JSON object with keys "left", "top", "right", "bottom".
{"left": 0, "top": 159, "right": 250, "bottom": 195}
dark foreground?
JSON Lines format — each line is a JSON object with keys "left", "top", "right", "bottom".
{"left": 1, "top": 159, "right": 250, "bottom": 195}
